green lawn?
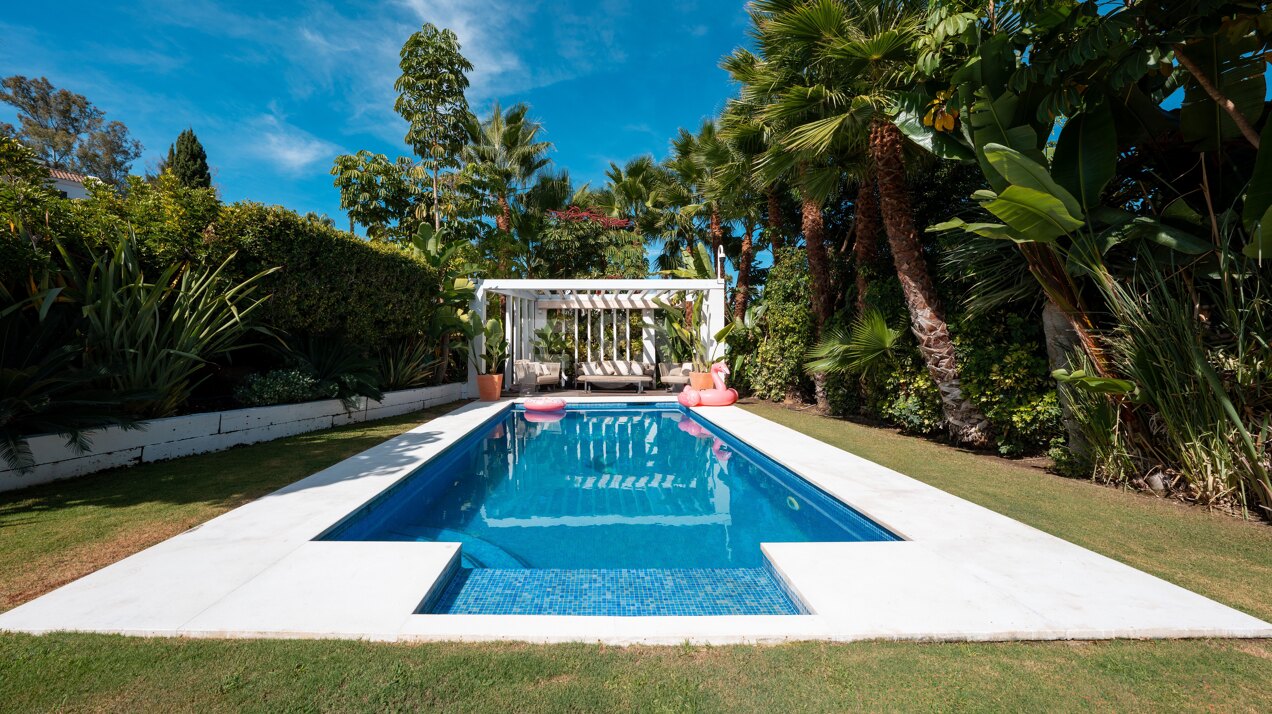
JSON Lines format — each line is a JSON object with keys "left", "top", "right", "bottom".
{"left": 1, "top": 400, "right": 1269, "bottom": 713}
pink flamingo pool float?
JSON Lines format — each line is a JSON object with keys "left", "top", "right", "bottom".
{"left": 677, "top": 362, "right": 738, "bottom": 407}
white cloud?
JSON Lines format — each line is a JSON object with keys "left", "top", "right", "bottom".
{"left": 248, "top": 111, "right": 342, "bottom": 174}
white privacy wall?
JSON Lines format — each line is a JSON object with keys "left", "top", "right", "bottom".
{"left": 0, "top": 383, "right": 465, "bottom": 493}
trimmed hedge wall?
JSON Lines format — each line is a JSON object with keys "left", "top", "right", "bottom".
{"left": 216, "top": 203, "right": 438, "bottom": 347}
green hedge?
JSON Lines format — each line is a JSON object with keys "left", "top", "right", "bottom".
{"left": 215, "top": 203, "right": 439, "bottom": 347}
{"left": 748, "top": 247, "right": 814, "bottom": 402}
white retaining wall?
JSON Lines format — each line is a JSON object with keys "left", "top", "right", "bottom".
{"left": 0, "top": 383, "right": 466, "bottom": 493}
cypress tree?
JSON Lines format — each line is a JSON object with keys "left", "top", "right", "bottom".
{"left": 167, "top": 128, "right": 211, "bottom": 188}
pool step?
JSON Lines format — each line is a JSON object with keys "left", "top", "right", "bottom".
{"left": 425, "top": 568, "right": 802, "bottom": 616}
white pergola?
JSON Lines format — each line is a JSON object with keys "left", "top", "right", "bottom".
{"left": 467, "top": 278, "right": 728, "bottom": 394}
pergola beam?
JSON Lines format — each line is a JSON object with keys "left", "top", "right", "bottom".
{"left": 536, "top": 297, "right": 671, "bottom": 310}
{"left": 483, "top": 278, "right": 720, "bottom": 293}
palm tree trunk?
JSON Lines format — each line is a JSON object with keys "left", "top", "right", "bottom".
{"left": 852, "top": 177, "right": 881, "bottom": 316}
{"left": 801, "top": 195, "right": 833, "bottom": 328}
{"left": 496, "top": 196, "right": 512, "bottom": 233}
{"left": 734, "top": 221, "right": 754, "bottom": 319}
{"left": 709, "top": 207, "right": 723, "bottom": 277}
{"left": 800, "top": 185, "right": 833, "bottom": 413}
{"left": 767, "top": 186, "right": 784, "bottom": 250}
{"left": 870, "top": 120, "right": 990, "bottom": 446}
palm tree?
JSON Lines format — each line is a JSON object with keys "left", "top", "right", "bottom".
{"left": 723, "top": 10, "right": 853, "bottom": 413}
{"left": 667, "top": 121, "right": 735, "bottom": 278}
{"left": 462, "top": 102, "right": 552, "bottom": 236}
{"left": 719, "top": 101, "right": 769, "bottom": 318}
{"left": 756, "top": 0, "right": 990, "bottom": 444}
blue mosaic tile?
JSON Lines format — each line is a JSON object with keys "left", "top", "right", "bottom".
{"left": 426, "top": 568, "right": 802, "bottom": 616}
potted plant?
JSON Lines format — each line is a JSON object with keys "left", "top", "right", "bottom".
{"left": 653, "top": 297, "right": 735, "bottom": 390}
{"left": 459, "top": 316, "right": 509, "bottom": 401}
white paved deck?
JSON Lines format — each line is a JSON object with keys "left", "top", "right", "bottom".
{"left": 1, "top": 398, "right": 1267, "bottom": 644}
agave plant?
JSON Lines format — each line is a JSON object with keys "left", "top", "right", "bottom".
{"left": 282, "top": 336, "right": 384, "bottom": 408}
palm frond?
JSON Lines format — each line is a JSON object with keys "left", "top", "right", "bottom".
{"left": 803, "top": 308, "right": 902, "bottom": 376}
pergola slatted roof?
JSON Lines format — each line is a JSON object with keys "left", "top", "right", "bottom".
{"left": 481, "top": 279, "right": 720, "bottom": 309}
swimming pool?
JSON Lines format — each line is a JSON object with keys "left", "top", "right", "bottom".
{"left": 322, "top": 403, "right": 896, "bottom": 615}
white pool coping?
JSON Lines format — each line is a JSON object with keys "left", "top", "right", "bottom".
{"left": 1, "top": 397, "right": 1268, "bottom": 644}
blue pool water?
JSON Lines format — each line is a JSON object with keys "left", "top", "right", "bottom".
{"left": 322, "top": 403, "right": 896, "bottom": 615}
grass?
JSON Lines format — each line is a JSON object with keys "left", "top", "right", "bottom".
{"left": 0, "top": 400, "right": 1269, "bottom": 712}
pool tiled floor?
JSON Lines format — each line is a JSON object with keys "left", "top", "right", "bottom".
{"left": 428, "top": 568, "right": 802, "bottom": 616}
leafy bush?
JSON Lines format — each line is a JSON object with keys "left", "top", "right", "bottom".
{"left": 954, "top": 312, "right": 1063, "bottom": 456}
{"left": 234, "top": 369, "right": 329, "bottom": 407}
{"left": 749, "top": 247, "right": 814, "bottom": 402}
{"left": 868, "top": 361, "right": 944, "bottom": 436}
{"left": 216, "top": 203, "right": 440, "bottom": 348}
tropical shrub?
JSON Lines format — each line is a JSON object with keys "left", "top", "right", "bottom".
{"left": 0, "top": 282, "right": 144, "bottom": 470}
{"left": 60, "top": 234, "right": 275, "bottom": 418}
{"left": 280, "top": 336, "right": 383, "bottom": 408}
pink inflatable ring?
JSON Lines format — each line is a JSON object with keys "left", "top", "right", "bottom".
{"left": 524, "top": 397, "right": 567, "bottom": 412}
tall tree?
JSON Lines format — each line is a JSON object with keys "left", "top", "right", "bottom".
{"left": 675, "top": 120, "right": 734, "bottom": 275}
{"left": 330, "top": 150, "right": 423, "bottom": 241}
{"left": 394, "top": 23, "right": 473, "bottom": 231}
{"left": 750, "top": 0, "right": 990, "bottom": 442}
{"left": 720, "top": 101, "right": 769, "bottom": 318}
{"left": 462, "top": 102, "right": 552, "bottom": 237}
{"left": 161, "top": 128, "right": 212, "bottom": 189}
{"left": 0, "top": 75, "right": 142, "bottom": 187}
{"left": 723, "top": 14, "right": 849, "bottom": 413}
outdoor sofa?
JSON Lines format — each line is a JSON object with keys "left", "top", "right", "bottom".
{"left": 657, "top": 362, "right": 693, "bottom": 389}
{"left": 513, "top": 360, "right": 562, "bottom": 392}
{"left": 576, "top": 360, "right": 655, "bottom": 393}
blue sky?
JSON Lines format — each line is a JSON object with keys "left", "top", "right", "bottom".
{"left": 1, "top": 0, "right": 750, "bottom": 229}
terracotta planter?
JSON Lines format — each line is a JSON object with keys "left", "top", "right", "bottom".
{"left": 689, "top": 371, "right": 713, "bottom": 390}
{"left": 477, "top": 374, "right": 503, "bottom": 401}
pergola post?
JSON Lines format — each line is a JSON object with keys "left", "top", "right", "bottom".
{"left": 466, "top": 280, "right": 488, "bottom": 398}
{"left": 704, "top": 281, "right": 727, "bottom": 361}
{"left": 641, "top": 310, "right": 657, "bottom": 365}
